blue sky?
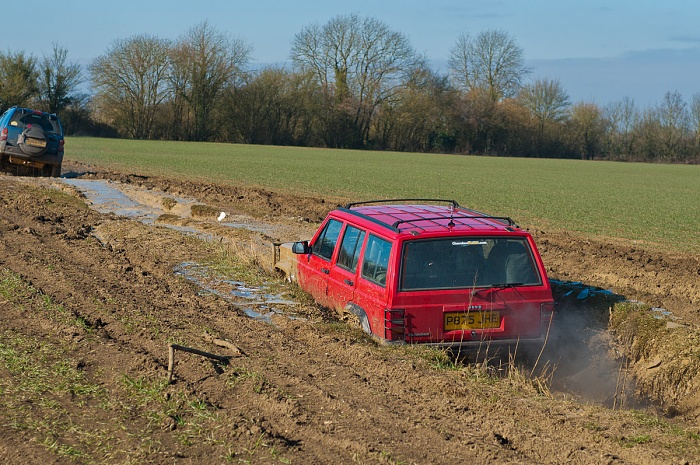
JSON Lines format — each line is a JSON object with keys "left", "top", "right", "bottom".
{"left": 7, "top": 0, "right": 699, "bottom": 107}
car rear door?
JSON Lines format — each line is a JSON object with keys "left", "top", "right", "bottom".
{"left": 353, "top": 234, "right": 393, "bottom": 336}
{"left": 326, "top": 224, "right": 366, "bottom": 312}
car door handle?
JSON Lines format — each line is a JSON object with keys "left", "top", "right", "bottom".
{"left": 343, "top": 279, "right": 354, "bottom": 286}
{"left": 321, "top": 268, "right": 329, "bottom": 274}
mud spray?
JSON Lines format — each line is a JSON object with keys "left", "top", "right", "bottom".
{"left": 546, "top": 281, "right": 651, "bottom": 410}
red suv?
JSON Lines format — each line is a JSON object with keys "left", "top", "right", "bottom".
{"left": 274, "top": 200, "right": 555, "bottom": 350}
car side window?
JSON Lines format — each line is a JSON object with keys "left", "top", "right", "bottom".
{"left": 337, "top": 226, "right": 365, "bottom": 272}
{"left": 361, "top": 235, "right": 391, "bottom": 286}
{"left": 312, "top": 219, "right": 343, "bottom": 261}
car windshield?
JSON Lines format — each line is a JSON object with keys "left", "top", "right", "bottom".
{"left": 400, "top": 237, "right": 541, "bottom": 291}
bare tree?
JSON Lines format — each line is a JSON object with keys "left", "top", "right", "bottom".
{"left": 171, "top": 21, "right": 252, "bottom": 141}
{"left": 291, "top": 14, "right": 421, "bottom": 147}
{"left": 222, "top": 66, "right": 319, "bottom": 146}
{"left": 90, "top": 35, "right": 172, "bottom": 139}
{"left": 518, "top": 78, "right": 570, "bottom": 132}
{"left": 0, "top": 51, "right": 38, "bottom": 111}
{"left": 689, "top": 93, "right": 700, "bottom": 148}
{"left": 374, "top": 65, "right": 456, "bottom": 153}
{"left": 448, "top": 30, "right": 531, "bottom": 101}
{"left": 604, "top": 97, "right": 639, "bottom": 159}
{"left": 568, "top": 102, "right": 607, "bottom": 160}
{"left": 654, "top": 91, "right": 690, "bottom": 160}
{"left": 38, "top": 43, "right": 82, "bottom": 115}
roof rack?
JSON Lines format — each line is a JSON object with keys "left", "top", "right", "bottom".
{"left": 391, "top": 215, "right": 517, "bottom": 229}
{"left": 345, "top": 198, "right": 460, "bottom": 209}
{"left": 339, "top": 200, "right": 519, "bottom": 233}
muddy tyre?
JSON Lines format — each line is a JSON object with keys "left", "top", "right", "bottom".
{"left": 41, "top": 164, "right": 61, "bottom": 178}
{"left": 342, "top": 304, "right": 373, "bottom": 335}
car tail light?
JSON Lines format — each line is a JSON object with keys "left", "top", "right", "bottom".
{"left": 58, "top": 139, "right": 65, "bottom": 151}
{"left": 384, "top": 308, "right": 406, "bottom": 342}
{"left": 1, "top": 128, "right": 7, "bottom": 141}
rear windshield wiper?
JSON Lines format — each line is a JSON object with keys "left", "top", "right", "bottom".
{"left": 490, "top": 282, "right": 523, "bottom": 289}
{"left": 471, "top": 283, "right": 523, "bottom": 297}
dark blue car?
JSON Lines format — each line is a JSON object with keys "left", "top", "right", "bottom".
{"left": 0, "top": 106, "right": 64, "bottom": 177}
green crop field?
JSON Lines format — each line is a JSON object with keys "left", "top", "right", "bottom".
{"left": 66, "top": 137, "right": 700, "bottom": 253}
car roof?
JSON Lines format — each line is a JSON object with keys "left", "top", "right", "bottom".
{"left": 5, "top": 106, "right": 60, "bottom": 119}
{"left": 334, "top": 200, "right": 523, "bottom": 237}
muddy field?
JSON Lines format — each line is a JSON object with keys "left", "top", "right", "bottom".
{"left": 0, "top": 161, "right": 699, "bottom": 464}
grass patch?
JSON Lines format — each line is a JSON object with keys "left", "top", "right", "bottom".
{"left": 67, "top": 137, "right": 700, "bottom": 253}
{"left": 631, "top": 410, "right": 700, "bottom": 440}
{"left": 120, "top": 373, "right": 233, "bottom": 449}
{"left": 0, "top": 268, "right": 92, "bottom": 331}
{"left": 191, "top": 203, "right": 220, "bottom": 218}
{"left": 623, "top": 434, "right": 652, "bottom": 447}
{"left": 403, "top": 345, "right": 462, "bottom": 371}
{"left": 206, "top": 242, "right": 267, "bottom": 286}
{"left": 610, "top": 301, "right": 700, "bottom": 409}
{"left": 0, "top": 332, "right": 103, "bottom": 400}
{"left": 161, "top": 196, "right": 177, "bottom": 210}
{"left": 0, "top": 330, "right": 107, "bottom": 460}
{"left": 609, "top": 302, "right": 667, "bottom": 362}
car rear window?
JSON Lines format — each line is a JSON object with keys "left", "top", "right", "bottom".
{"left": 10, "top": 112, "right": 61, "bottom": 134}
{"left": 400, "top": 237, "right": 541, "bottom": 291}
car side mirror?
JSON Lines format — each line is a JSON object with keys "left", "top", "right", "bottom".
{"left": 292, "top": 241, "right": 311, "bottom": 254}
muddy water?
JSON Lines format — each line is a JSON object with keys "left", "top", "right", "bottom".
{"left": 62, "top": 179, "right": 301, "bottom": 322}
{"left": 62, "top": 178, "right": 273, "bottom": 234}
{"left": 63, "top": 178, "right": 171, "bottom": 223}
{"left": 174, "top": 262, "right": 301, "bottom": 323}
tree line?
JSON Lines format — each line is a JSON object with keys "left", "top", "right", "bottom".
{"left": 2, "top": 16, "right": 699, "bottom": 163}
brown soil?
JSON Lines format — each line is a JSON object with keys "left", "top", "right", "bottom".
{"left": 0, "top": 160, "right": 699, "bottom": 464}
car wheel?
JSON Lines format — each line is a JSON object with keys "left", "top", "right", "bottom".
{"left": 40, "top": 164, "right": 60, "bottom": 177}
{"left": 18, "top": 126, "right": 48, "bottom": 156}
{"left": 343, "top": 304, "right": 373, "bottom": 335}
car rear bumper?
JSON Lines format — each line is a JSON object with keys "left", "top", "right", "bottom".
{"left": 385, "top": 334, "right": 553, "bottom": 351}
{"left": 1, "top": 145, "right": 63, "bottom": 167}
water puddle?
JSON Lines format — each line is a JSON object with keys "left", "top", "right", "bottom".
{"left": 60, "top": 179, "right": 298, "bottom": 324}
{"left": 62, "top": 179, "right": 183, "bottom": 224}
{"left": 174, "top": 262, "right": 302, "bottom": 324}
{"left": 61, "top": 178, "right": 274, "bottom": 236}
